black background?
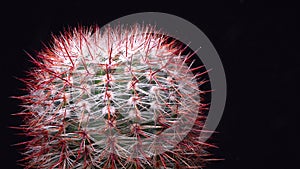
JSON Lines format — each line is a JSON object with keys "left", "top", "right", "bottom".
{"left": 1, "top": 1, "right": 299, "bottom": 169}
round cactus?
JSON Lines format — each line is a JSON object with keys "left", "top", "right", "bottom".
{"left": 15, "top": 24, "right": 213, "bottom": 169}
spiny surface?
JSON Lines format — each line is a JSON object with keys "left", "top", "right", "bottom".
{"left": 16, "top": 25, "right": 212, "bottom": 169}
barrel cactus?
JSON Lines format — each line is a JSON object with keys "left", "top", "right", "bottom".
{"left": 15, "top": 24, "right": 213, "bottom": 169}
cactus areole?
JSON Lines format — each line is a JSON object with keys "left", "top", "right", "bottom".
{"left": 15, "top": 24, "right": 214, "bottom": 169}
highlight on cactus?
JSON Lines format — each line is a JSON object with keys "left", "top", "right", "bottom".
{"left": 13, "top": 24, "right": 215, "bottom": 169}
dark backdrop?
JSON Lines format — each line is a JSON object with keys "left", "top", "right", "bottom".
{"left": 1, "top": 1, "right": 299, "bottom": 169}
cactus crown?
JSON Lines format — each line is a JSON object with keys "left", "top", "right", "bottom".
{"left": 16, "top": 24, "right": 212, "bottom": 169}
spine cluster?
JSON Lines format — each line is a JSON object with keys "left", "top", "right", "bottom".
{"left": 16, "top": 24, "right": 213, "bottom": 169}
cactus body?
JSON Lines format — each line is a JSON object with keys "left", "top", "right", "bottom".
{"left": 16, "top": 25, "right": 212, "bottom": 169}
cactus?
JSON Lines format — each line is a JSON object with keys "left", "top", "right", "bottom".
{"left": 15, "top": 24, "right": 213, "bottom": 169}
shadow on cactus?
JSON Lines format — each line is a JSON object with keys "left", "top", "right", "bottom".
{"left": 13, "top": 24, "right": 216, "bottom": 169}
